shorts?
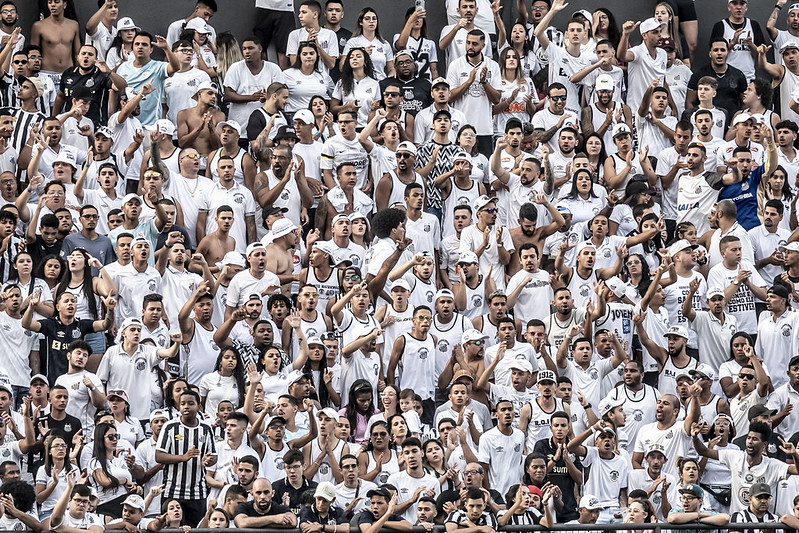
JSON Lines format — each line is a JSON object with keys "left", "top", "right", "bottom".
{"left": 665, "top": 0, "right": 697, "bottom": 22}
{"left": 40, "top": 70, "right": 62, "bottom": 88}
{"left": 253, "top": 9, "right": 295, "bottom": 54}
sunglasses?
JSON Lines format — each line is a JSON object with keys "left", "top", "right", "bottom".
{"left": 384, "top": 91, "right": 401, "bottom": 97}
{"left": 550, "top": 95, "right": 567, "bottom": 101}
{"left": 470, "top": 340, "right": 484, "bottom": 346}
{"left": 397, "top": 153, "right": 413, "bottom": 159}
{"left": 105, "top": 434, "right": 118, "bottom": 441}
{"left": 738, "top": 374, "right": 755, "bottom": 380}
{"left": 416, "top": 315, "right": 433, "bottom": 322}
{"left": 481, "top": 208, "right": 497, "bottom": 214}
{"left": 343, "top": 275, "right": 361, "bottom": 281}
{"left": 181, "top": 153, "right": 201, "bottom": 160}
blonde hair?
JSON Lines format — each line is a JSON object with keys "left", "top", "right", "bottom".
{"left": 654, "top": 2, "right": 684, "bottom": 59}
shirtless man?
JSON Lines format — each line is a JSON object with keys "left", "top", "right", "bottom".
{"left": 196, "top": 206, "right": 236, "bottom": 272}
{"left": 506, "top": 198, "right": 564, "bottom": 276}
{"left": 265, "top": 218, "right": 300, "bottom": 294}
{"left": 176, "top": 81, "right": 224, "bottom": 156}
{"left": 31, "top": 0, "right": 79, "bottom": 79}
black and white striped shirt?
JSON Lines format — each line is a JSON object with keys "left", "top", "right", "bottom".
{"left": 445, "top": 509, "right": 499, "bottom": 529}
{"left": 7, "top": 107, "right": 45, "bottom": 181}
{"left": 730, "top": 508, "right": 779, "bottom": 533}
{"left": 156, "top": 418, "right": 216, "bottom": 501}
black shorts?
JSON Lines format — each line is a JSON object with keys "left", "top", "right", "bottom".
{"left": 666, "top": 0, "right": 697, "bottom": 22}
{"left": 253, "top": 9, "right": 296, "bottom": 54}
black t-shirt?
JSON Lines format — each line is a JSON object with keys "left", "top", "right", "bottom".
{"left": 272, "top": 477, "right": 317, "bottom": 515}
{"left": 329, "top": 27, "right": 353, "bottom": 84}
{"left": 38, "top": 317, "right": 96, "bottom": 383}
{"left": 44, "top": 413, "right": 83, "bottom": 448}
{"left": 356, "top": 510, "right": 407, "bottom": 527}
{"left": 299, "top": 504, "right": 348, "bottom": 525}
{"left": 379, "top": 76, "right": 432, "bottom": 116}
{"left": 29, "top": 236, "right": 62, "bottom": 268}
{"left": 687, "top": 64, "right": 747, "bottom": 121}
{"left": 533, "top": 437, "right": 582, "bottom": 522}
{"left": 59, "top": 66, "right": 114, "bottom": 126}
{"left": 235, "top": 500, "right": 292, "bottom": 518}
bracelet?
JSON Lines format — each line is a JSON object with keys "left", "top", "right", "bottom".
{"left": 584, "top": 403, "right": 592, "bottom": 409}
{"left": 776, "top": 4, "right": 783, "bottom": 8}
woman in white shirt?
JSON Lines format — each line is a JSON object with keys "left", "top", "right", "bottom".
{"left": 342, "top": 8, "right": 394, "bottom": 81}
{"left": 393, "top": 7, "right": 438, "bottom": 80}
{"left": 198, "top": 347, "right": 247, "bottom": 419}
{"left": 493, "top": 47, "right": 538, "bottom": 137}
{"left": 558, "top": 169, "right": 608, "bottom": 225}
{"left": 284, "top": 42, "right": 333, "bottom": 113}
{"left": 107, "top": 390, "right": 145, "bottom": 449}
{"left": 331, "top": 48, "right": 380, "bottom": 127}
{"left": 35, "top": 435, "right": 76, "bottom": 526}
{"left": 89, "top": 423, "right": 135, "bottom": 514}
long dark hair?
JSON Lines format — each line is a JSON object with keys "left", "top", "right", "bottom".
{"left": 456, "top": 124, "right": 479, "bottom": 156}
{"left": 215, "top": 347, "right": 247, "bottom": 407}
{"left": 353, "top": 7, "right": 386, "bottom": 43}
{"left": 623, "top": 252, "right": 652, "bottom": 297}
{"left": 637, "top": 212, "right": 664, "bottom": 255}
{"left": 292, "top": 41, "right": 320, "bottom": 71}
{"left": 92, "top": 423, "right": 119, "bottom": 490}
{"left": 9, "top": 251, "right": 38, "bottom": 287}
{"left": 301, "top": 343, "right": 333, "bottom": 408}
{"left": 340, "top": 48, "right": 375, "bottom": 96}
{"left": 43, "top": 433, "right": 75, "bottom": 477}
{"left": 164, "top": 378, "right": 190, "bottom": 412}
{"left": 565, "top": 169, "right": 598, "bottom": 199}
{"left": 37, "top": 254, "right": 66, "bottom": 287}
{"left": 345, "top": 380, "right": 375, "bottom": 441}
{"left": 594, "top": 8, "right": 621, "bottom": 49}
{"left": 402, "top": 7, "right": 428, "bottom": 39}
{"left": 55, "top": 248, "right": 99, "bottom": 319}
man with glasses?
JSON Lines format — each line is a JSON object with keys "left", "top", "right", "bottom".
{"left": 380, "top": 50, "right": 431, "bottom": 115}
{"left": 50, "top": 479, "right": 103, "bottom": 533}
{"left": 387, "top": 307, "right": 437, "bottom": 421}
{"left": 320, "top": 110, "right": 368, "bottom": 191}
{"left": 163, "top": 146, "right": 214, "bottom": 249}
{"left": 531, "top": 83, "right": 577, "bottom": 151}
{"left": 460, "top": 195, "right": 512, "bottom": 292}
{"left": 0, "top": 2, "right": 23, "bottom": 55}
{"left": 60, "top": 206, "right": 115, "bottom": 275}
{"left": 667, "top": 483, "right": 729, "bottom": 527}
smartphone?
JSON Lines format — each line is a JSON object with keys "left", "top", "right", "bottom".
{"left": 415, "top": 0, "right": 425, "bottom": 10}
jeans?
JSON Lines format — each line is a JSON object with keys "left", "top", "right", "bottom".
{"left": 597, "top": 506, "right": 622, "bottom": 524}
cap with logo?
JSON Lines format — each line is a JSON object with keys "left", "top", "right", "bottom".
{"left": 598, "top": 396, "right": 625, "bottom": 417}
{"left": 537, "top": 369, "right": 556, "bottom": 383}
{"left": 689, "top": 363, "right": 715, "bottom": 381}
{"left": 666, "top": 239, "right": 697, "bottom": 257}
{"left": 594, "top": 74, "right": 614, "bottom": 91}
{"left": 782, "top": 41, "right": 799, "bottom": 55}
{"left": 52, "top": 150, "right": 77, "bottom": 170}
{"left": 144, "top": 119, "right": 176, "bottom": 136}
{"left": 274, "top": 125, "right": 299, "bottom": 141}
{"left": 663, "top": 325, "right": 689, "bottom": 340}
{"left": 458, "top": 251, "right": 479, "bottom": 264}
{"left": 679, "top": 483, "right": 705, "bottom": 498}
{"left": 461, "top": 329, "right": 489, "bottom": 344}
{"left": 193, "top": 80, "right": 218, "bottom": 98}
{"left": 645, "top": 443, "right": 667, "bottom": 458}
{"left": 218, "top": 120, "right": 243, "bottom": 136}
{"left": 639, "top": 17, "right": 666, "bottom": 35}
{"left": 658, "top": 37, "right": 676, "bottom": 51}
{"left": 286, "top": 369, "right": 311, "bottom": 387}
{"left": 123, "top": 494, "right": 146, "bottom": 511}
{"left": 747, "top": 404, "right": 777, "bottom": 420}
{"left": 431, "top": 77, "right": 450, "bottom": 88}
{"left": 116, "top": 17, "right": 141, "bottom": 31}
{"left": 95, "top": 126, "right": 114, "bottom": 138}
{"left": 185, "top": 17, "right": 212, "bottom": 33}
{"left": 579, "top": 495, "right": 603, "bottom": 510}
{"left": 706, "top": 287, "right": 725, "bottom": 300}
{"left": 612, "top": 123, "right": 632, "bottom": 138}
{"left": 293, "top": 109, "right": 315, "bottom": 124}
{"left": 604, "top": 276, "right": 627, "bottom": 298}
{"left": 749, "top": 483, "right": 772, "bottom": 498}
{"left": 107, "top": 389, "right": 130, "bottom": 403}
{"left": 473, "top": 195, "right": 496, "bottom": 212}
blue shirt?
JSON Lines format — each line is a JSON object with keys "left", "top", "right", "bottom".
{"left": 116, "top": 59, "right": 169, "bottom": 126}
{"left": 718, "top": 164, "right": 764, "bottom": 230}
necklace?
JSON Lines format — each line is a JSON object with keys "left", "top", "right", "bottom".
{"left": 185, "top": 176, "right": 200, "bottom": 197}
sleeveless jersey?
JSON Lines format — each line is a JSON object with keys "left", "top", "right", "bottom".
{"left": 181, "top": 321, "right": 220, "bottom": 386}
{"left": 301, "top": 310, "right": 329, "bottom": 339}
{"left": 367, "top": 448, "right": 400, "bottom": 485}
{"left": 443, "top": 179, "right": 481, "bottom": 239}
{"left": 208, "top": 148, "right": 247, "bottom": 186}
{"left": 309, "top": 438, "right": 346, "bottom": 483}
{"left": 658, "top": 357, "right": 699, "bottom": 398}
{"left": 307, "top": 267, "right": 340, "bottom": 312}
{"left": 397, "top": 333, "right": 437, "bottom": 400}
{"left": 461, "top": 275, "right": 487, "bottom": 320}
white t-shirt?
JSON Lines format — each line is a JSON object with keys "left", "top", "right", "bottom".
{"left": 343, "top": 36, "right": 394, "bottom": 80}
{"left": 223, "top": 60, "right": 286, "bottom": 137}
{"left": 386, "top": 470, "right": 441, "bottom": 523}
{"left": 446, "top": 55, "right": 502, "bottom": 136}
{"left": 718, "top": 448, "right": 789, "bottom": 514}
{"left": 581, "top": 446, "right": 630, "bottom": 508}
{"left": 707, "top": 261, "right": 766, "bottom": 334}
{"left": 477, "top": 426, "right": 525, "bottom": 497}
{"left": 505, "top": 269, "right": 553, "bottom": 324}
{"left": 626, "top": 43, "right": 667, "bottom": 113}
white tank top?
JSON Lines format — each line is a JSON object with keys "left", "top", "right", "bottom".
{"left": 781, "top": 68, "right": 799, "bottom": 125}
{"left": 461, "top": 275, "right": 486, "bottom": 320}
{"left": 181, "top": 321, "right": 220, "bottom": 386}
{"left": 443, "top": 179, "right": 480, "bottom": 239}
{"left": 397, "top": 333, "right": 436, "bottom": 400}
{"left": 478, "top": 314, "right": 499, "bottom": 348}
{"left": 722, "top": 18, "right": 756, "bottom": 81}
{"left": 567, "top": 268, "right": 598, "bottom": 308}
{"left": 309, "top": 438, "right": 346, "bottom": 483}
{"left": 592, "top": 102, "right": 623, "bottom": 155}
{"left": 301, "top": 310, "right": 329, "bottom": 339}
{"left": 409, "top": 274, "right": 437, "bottom": 309}
{"left": 658, "top": 356, "right": 699, "bottom": 398}
{"left": 158, "top": 146, "right": 181, "bottom": 176}
{"left": 387, "top": 170, "right": 424, "bottom": 208}
{"left": 64, "top": 282, "right": 100, "bottom": 320}
{"left": 610, "top": 152, "right": 642, "bottom": 197}
{"left": 525, "top": 397, "right": 564, "bottom": 452}
{"left": 208, "top": 148, "right": 247, "bottom": 186}
{"left": 307, "top": 267, "right": 340, "bottom": 312}
{"left": 367, "top": 448, "right": 400, "bottom": 485}
{"left": 380, "top": 304, "right": 414, "bottom": 374}
{"left": 431, "top": 313, "right": 470, "bottom": 377}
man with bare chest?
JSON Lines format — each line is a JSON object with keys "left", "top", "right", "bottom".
{"left": 176, "top": 81, "right": 224, "bottom": 157}
{"left": 31, "top": 0, "right": 80, "bottom": 84}
{"left": 195, "top": 206, "right": 236, "bottom": 273}
{"left": 507, "top": 200, "right": 564, "bottom": 276}
{"left": 264, "top": 218, "right": 299, "bottom": 294}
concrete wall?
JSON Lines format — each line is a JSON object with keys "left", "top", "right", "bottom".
{"left": 16, "top": 0, "right": 782, "bottom": 72}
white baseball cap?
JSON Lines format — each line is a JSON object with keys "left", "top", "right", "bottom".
{"left": 639, "top": 17, "right": 666, "bottom": 35}
{"left": 144, "top": 119, "right": 176, "bottom": 136}
{"left": 293, "top": 109, "right": 315, "bottom": 124}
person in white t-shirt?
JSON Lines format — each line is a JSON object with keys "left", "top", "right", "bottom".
{"left": 477, "top": 398, "right": 525, "bottom": 497}
{"left": 49, "top": 477, "right": 103, "bottom": 533}
{"left": 54, "top": 340, "right": 106, "bottom": 438}
{"left": 386, "top": 438, "right": 441, "bottom": 523}
{"left": 616, "top": 17, "right": 668, "bottom": 113}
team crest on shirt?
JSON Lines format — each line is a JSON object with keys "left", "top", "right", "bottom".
{"left": 148, "top": 280, "right": 157, "bottom": 292}
{"left": 457, "top": 195, "right": 470, "bottom": 205}
{"left": 514, "top": 443, "right": 521, "bottom": 453}
{"left": 471, "top": 295, "right": 483, "bottom": 308}
{"left": 782, "top": 325, "right": 792, "bottom": 336}
{"left": 85, "top": 78, "right": 95, "bottom": 88}
{"left": 665, "top": 429, "right": 674, "bottom": 439}
{"left": 404, "top": 89, "right": 414, "bottom": 100}
{"left": 1, "top": 449, "right": 9, "bottom": 457}
{"left": 320, "top": 463, "right": 329, "bottom": 475}
{"left": 72, "top": 328, "right": 81, "bottom": 338}
{"left": 609, "top": 470, "right": 619, "bottom": 481}
{"left": 768, "top": 443, "right": 777, "bottom": 454}
{"left": 602, "top": 249, "right": 612, "bottom": 258}
{"left": 426, "top": 290, "right": 434, "bottom": 303}
{"left": 135, "top": 358, "right": 146, "bottom": 371}
{"left": 64, "top": 423, "right": 72, "bottom": 432}
{"left": 423, "top": 224, "right": 431, "bottom": 232}
{"left": 438, "top": 339, "right": 450, "bottom": 353}
{"left": 1, "top": 325, "right": 8, "bottom": 332}
{"left": 234, "top": 193, "right": 245, "bottom": 204}
{"left": 588, "top": 368, "right": 598, "bottom": 379}
{"left": 419, "top": 347, "right": 429, "bottom": 360}
{"left": 633, "top": 409, "right": 642, "bottom": 421}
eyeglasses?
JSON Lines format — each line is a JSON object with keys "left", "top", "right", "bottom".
{"left": 301, "top": 292, "right": 319, "bottom": 298}
{"left": 626, "top": 260, "right": 641, "bottom": 265}
{"left": 51, "top": 443, "right": 67, "bottom": 449}
{"left": 464, "top": 470, "right": 482, "bottom": 475}
{"left": 181, "top": 153, "right": 201, "bottom": 160}
{"left": 143, "top": 172, "right": 162, "bottom": 179}
{"left": 396, "top": 59, "right": 414, "bottom": 66}
{"left": 460, "top": 132, "right": 476, "bottom": 138}
{"left": 343, "top": 275, "right": 361, "bottom": 281}
{"left": 1, "top": 9, "right": 17, "bottom": 14}
{"left": 738, "top": 373, "right": 756, "bottom": 380}
{"left": 550, "top": 95, "right": 567, "bottom": 102}
{"left": 177, "top": 48, "right": 193, "bottom": 54}
{"left": 416, "top": 315, "right": 433, "bottom": 322}
{"left": 371, "top": 431, "right": 388, "bottom": 437}
{"left": 481, "top": 208, "right": 497, "bottom": 214}
{"left": 597, "top": 89, "right": 613, "bottom": 94}
{"left": 81, "top": 214, "right": 99, "bottom": 219}
{"left": 397, "top": 153, "right": 413, "bottom": 159}
{"left": 72, "top": 498, "right": 91, "bottom": 505}
{"left": 105, "top": 434, "right": 118, "bottom": 441}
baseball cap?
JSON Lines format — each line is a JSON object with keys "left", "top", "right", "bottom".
{"left": 505, "top": 117, "right": 523, "bottom": 133}
{"left": 263, "top": 205, "right": 289, "bottom": 217}
{"left": 436, "top": 289, "right": 455, "bottom": 301}
{"left": 461, "top": 329, "right": 488, "bottom": 344}
{"left": 431, "top": 77, "right": 449, "bottom": 88}
{"left": 537, "top": 370, "right": 556, "bottom": 383}
{"left": 144, "top": 119, "right": 176, "bottom": 136}
{"left": 689, "top": 363, "right": 715, "bottom": 381}
{"left": 598, "top": 396, "right": 625, "bottom": 417}
{"left": 95, "top": 126, "right": 114, "bottom": 138}
{"left": 122, "top": 494, "right": 146, "bottom": 511}
{"left": 458, "top": 251, "right": 479, "bottom": 264}
{"left": 579, "top": 495, "right": 602, "bottom": 510}
{"left": 293, "top": 109, "right": 315, "bottom": 124}
{"left": 768, "top": 285, "right": 790, "bottom": 299}
{"left": 0, "top": 375, "right": 12, "bottom": 396}
{"left": 625, "top": 180, "right": 656, "bottom": 197}
{"left": 270, "top": 218, "right": 298, "bottom": 239}
{"left": 750, "top": 483, "right": 772, "bottom": 498}
{"left": 107, "top": 389, "right": 130, "bottom": 403}
{"left": 185, "top": 17, "right": 212, "bottom": 33}
{"left": 366, "top": 487, "right": 391, "bottom": 500}
{"left": 594, "top": 425, "right": 616, "bottom": 438}
{"left": 120, "top": 317, "right": 143, "bottom": 334}
{"left": 658, "top": 37, "right": 676, "bottom": 51}
{"left": 193, "top": 80, "right": 218, "bottom": 99}
{"left": 245, "top": 242, "right": 265, "bottom": 257}
{"left": 116, "top": 17, "right": 140, "bottom": 31}
{"left": 274, "top": 125, "right": 299, "bottom": 141}
{"left": 218, "top": 251, "right": 246, "bottom": 268}
{"left": 266, "top": 415, "right": 287, "bottom": 428}
{"left": 314, "top": 482, "right": 337, "bottom": 501}
{"left": 639, "top": 17, "right": 666, "bottom": 35}
{"left": 391, "top": 278, "right": 411, "bottom": 292}
{"left": 706, "top": 287, "right": 725, "bottom": 300}
{"left": 395, "top": 49, "right": 414, "bottom": 61}
{"left": 732, "top": 112, "right": 754, "bottom": 126}
{"left": 29, "top": 374, "right": 48, "bottom": 386}
{"left": 509, "top": 359, "right": 534, "bottom": 373}
{"left": 790, "top": 2, "right": 799, "bottom": 12}
{"left": 594, "top": 74, "right": 614, "bottom": 91}
{"left": 666, "top": 239, "right": 697, "bottom": 257}
{"left": 679, "top": 483, "right": 705, "bottom": 498}
{"left": 473, "top": 195, "right": 496, "bottom": 212}
{"left": 576, "top": 241, "right": 596, "bottom": 255}
{"left": 645, "top": 443, "right": 667, "bottom": 458}
{"left": 604, "top": 276, "right": 627, "bottom": 298}
{"left": 556, "top": 203, "right": 572, "bottom": 215}
{"left": 218, "top": 120, "right": 242, "bottom": 136}
{"left": 286, "top": 369, "right": 310, "bottom": 387}
{"left": 781, "top": 41, "right": 799, "bottom": 54}
{"left": 453, "top": 152, "right": 473, "bottom": 165}
{"left": 663, "top": 325, "right": 689, "bottom": 340}
{"left": 318, "top": 407, "right": 339, "bottom": 420}
{"left": 747, "top": 404, "right": 777, "bottom": 420}
{"left": 612, "top": 123, "right": 632, "bottom": 138}
{"left": 396, "top": 140, "right": 417, "bottom": 156}
{"left": 149, "top": 409, "right": 168, "bottom": 423}
{"left": 779, "top": 242, "right": 799, "bottom": 253}
{"left": 453, "top": 369, "right": 474, "bottom": 382}
{"left": 433, "top": 109, "right": 451, "bottom": 121}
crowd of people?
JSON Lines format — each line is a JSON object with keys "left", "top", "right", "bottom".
{"left": 1, "top": 0, "right": 799, "bottom": 530}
